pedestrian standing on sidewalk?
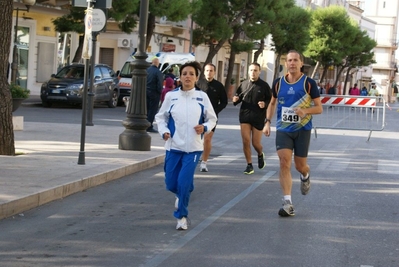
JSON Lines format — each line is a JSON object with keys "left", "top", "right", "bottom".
{"left": 368, "top": 85, "right": 379, "bottom": 96}
{"left": 160, "top": 76, "right": 175, "bottom": 105}
{"left": 349, "top": 83, "right": 360, "bottom": 96}
{"left": 196, "top": 63, "right": 228, "bottom": 172}
{"left": 263, "top": 50, "right": 323, "bottom": 217}
{"left": 361, "top": 86, "right": 368, "bottom": 96}
{"left": 232, "top": 62, "right": 272, "bottom": 175}
{"left": 146, "top": 57, "right": 163, "bottom": 133}
{"left": 155, "top": 61, "right": 217, "bottom": 230}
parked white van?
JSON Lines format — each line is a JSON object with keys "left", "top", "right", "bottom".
{"left": 117, "top": 52, "right": 195, "bottom": 105}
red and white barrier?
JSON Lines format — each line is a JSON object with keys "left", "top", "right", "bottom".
{"left": 320, "top": 96, "right": 376, "bottom": 106}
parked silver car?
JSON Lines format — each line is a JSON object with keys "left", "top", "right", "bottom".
{"left": 40, "top": 63, "right": 119, "bottom": 108}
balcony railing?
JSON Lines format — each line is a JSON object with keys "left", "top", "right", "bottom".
{"left": 373, "top": 61, "right": 397, "bottom": 69}
{"left": 375, "top": 38, "right": 398, "bottom": 47}
{"left": 346, "top": 0, "right": 365, "bottom": 10}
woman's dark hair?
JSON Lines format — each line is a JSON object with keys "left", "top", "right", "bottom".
{"left": 179, "top": 61, "right": 202, "bottom": 77}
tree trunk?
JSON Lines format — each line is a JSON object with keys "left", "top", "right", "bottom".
{"left": 0, "top": 0, "right": 16, "bottom": 155}
{"left": 224, "top": 30, "right": 241, "bottom": 92}
{"left": 72, "top": 35, "right": 84, "bottom": 63}
{"left": 205, "top": 40, "right": 226, "bottom": 66}
{"left": 225, "top": 51, "right": 237, "bottom": 95}
{"left": 273, "top": 54, "right": 282, "bottom": 80}
{"left": 343, "top": 67, "right": 352, "bottom": 95}
{"left": 320, "top": 66, "right": 328, "bottom": 85}
{"left": 198, "top": 39, "right": 227, "bottom": 80}
{"left": 311, "top": 61, "right": 320, "bottom": 79}
{"left": 146, "top": 13, "right": 156, "bottom": 50}
{"left": 333, "top": 65, "right": 346, "bottom": 89}
{"left": 253, "top": 39, "right": 265, "bottom": 63}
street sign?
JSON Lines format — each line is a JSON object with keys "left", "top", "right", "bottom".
{"left": 73, "top": 0, "right": 112, "bottom": 9}
{"left": 94, "top": 0, "right": 112, "bottom": 9}
{"left": 72, "top": 0, "right": 92, "bottom": 7}
{"left": 82, "top": 8, "right": 93, "bottom": 59}
{"left": 92, "top": 9, "right": 106, "bottom": 32}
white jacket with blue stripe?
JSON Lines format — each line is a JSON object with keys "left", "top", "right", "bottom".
{"left": 155, "top": 87, "right": 217, "bottom": 153}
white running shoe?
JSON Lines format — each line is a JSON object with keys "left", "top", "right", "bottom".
{"left": 278, "top": 199, "right": 295, "bottom": 217}
{"left": 200, "top": 162, "right": 208, "bottom": 172}
{"left": 176, "top": 217, "right": 188, "bottom": 230}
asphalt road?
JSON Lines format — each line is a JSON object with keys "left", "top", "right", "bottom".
{"left": 2, "top": 100, "right": 399, "bottom": 267}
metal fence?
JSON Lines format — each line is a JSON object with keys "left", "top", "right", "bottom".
{"left": 312, "top": 95, "right": 386, "bottom": 141}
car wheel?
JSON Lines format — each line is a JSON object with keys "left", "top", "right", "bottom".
{"left": 42, "top": 101, "right": 52, "bottom": 107}
{"left": 107, "top": 90, "right": 118, "bottom": 108}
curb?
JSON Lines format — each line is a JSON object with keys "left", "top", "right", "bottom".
{"left": 0, "top": 154, "right": 165, "bottom": 220}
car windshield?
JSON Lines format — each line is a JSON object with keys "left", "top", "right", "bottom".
{"left": 120, "top": 62, "right": 133, "bottom": 78}
{"left": 55, "top": 66, "right": 85, "bottom": 79}
{"left": 119, "top": 60, "right": 164, "bottom": 78}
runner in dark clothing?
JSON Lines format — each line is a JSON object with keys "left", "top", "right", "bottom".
{"left": 196, "top": 63, "right": 228, "bottom": 172}
{"left": 233, "top": 62, "right": 272, "bottom": 175}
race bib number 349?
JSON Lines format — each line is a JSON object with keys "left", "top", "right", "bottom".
{"left": 281, "top": 107, "right": 301, "bottom": 123}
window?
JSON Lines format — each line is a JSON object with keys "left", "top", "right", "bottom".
{"left": 15, "top": 26, "right": 30, "bottom": 88}
{"left": 100, "top": 66, "right": 112, "bottom": 78}
{"left": 99, "top": 48, "right": 114, "bottom": 69}
{"left": 55, "top": 66, "right": 84, "bottom": 79}
{"left": 94, "top": 67, "right": 102, "bottom": 78}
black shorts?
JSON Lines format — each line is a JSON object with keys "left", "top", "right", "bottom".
{"left": 239, "top": 119, "right": 264, "bottom": 131}
{"left": 275, "top": 130, "right": 311, "bottom": 157}
{"left": 239, "top": 110, "right": 265, "bottom": 131}
{"left": 211, "top": 120, "right": 218, "bottom": 132}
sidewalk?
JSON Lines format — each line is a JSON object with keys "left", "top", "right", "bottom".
{"left": 0, "top": 97, "right": 166, "bottom": 220}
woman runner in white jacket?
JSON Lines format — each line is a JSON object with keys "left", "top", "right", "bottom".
{"left": 155, "top": 61, "right": 217, "bottom": 230}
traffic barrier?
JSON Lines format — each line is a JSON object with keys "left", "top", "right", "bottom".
{"left": 320, "top": 96, "right": 376, "bottom": 106}
{"left": 312, "top": 95, "right": 386, "bottom": 141}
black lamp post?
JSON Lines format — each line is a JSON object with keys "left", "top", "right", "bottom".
{"left": 11, "top": 0, "right": 36, "bottom": 85}
{"left": 119, "top": 0, "right": 151, "bottom": 151}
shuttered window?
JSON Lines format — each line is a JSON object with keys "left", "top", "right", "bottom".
{"left": 99, "top": 48, "right": 114, "bottom": 69}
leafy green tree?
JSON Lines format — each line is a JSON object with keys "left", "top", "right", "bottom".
{"left": 333, "top": 26, "right": 376, "bottom": 94}
{"left": 270, "top": 6, "right": 311, "bottom": 80}
{"left": 52, "top": 7, "right": 88, "bottom": 62}
{"left": 53, "top": 0, "right": 139, "bottom": 62}
{"left": 225, "top": 0, "right": 285, "bottom": 90}
{"left": 304, "top": 6, "right": 353, "bottom": 84}
{"left": 0, "top": 0, "right": 15, "bottom": 155}
{"left": 146, "top": 0, "right": 195, "bottom": 49}
{"left": 192, "top": 1, "right": 234, "bottom": 67}
{"left": 192, "top": 0, "right": 295, "bottom": 89}
{"left": 53, "top": 0, "right": 193, "bottom": 62}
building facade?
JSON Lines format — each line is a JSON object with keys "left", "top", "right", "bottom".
{"left": 10, "top": 0, "right": 246, "bottom": 96}
{"left": 363, "top": 0, "right": 399, "bottom": 102}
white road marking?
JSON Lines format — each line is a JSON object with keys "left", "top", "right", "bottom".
{"left": 141, "top": 171, "right": 276, "bottom": 267}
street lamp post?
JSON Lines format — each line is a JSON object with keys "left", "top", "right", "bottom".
{"left": 118, "top": 0, "right": 151, "bottom": 151}
{"left": 11, "top": 0, "right": 36, "bottom": 84}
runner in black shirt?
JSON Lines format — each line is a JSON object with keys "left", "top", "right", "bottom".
{"left": 233, "top": 62, "right": 272, "bottom": 174}
{"left": 196, "top": 63, "right": 228, "bottom": 172}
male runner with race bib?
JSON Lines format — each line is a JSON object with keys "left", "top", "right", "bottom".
{"left": 263, "top": 50, "right": 323, "bottom": 217}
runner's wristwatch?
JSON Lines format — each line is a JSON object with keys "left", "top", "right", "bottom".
{"left": 264, "top": 119, "right": 271, "bottom": 124}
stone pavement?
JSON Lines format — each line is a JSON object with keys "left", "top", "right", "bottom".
{"left": 0, "top": 98, "right": 166, "bottom": 220}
